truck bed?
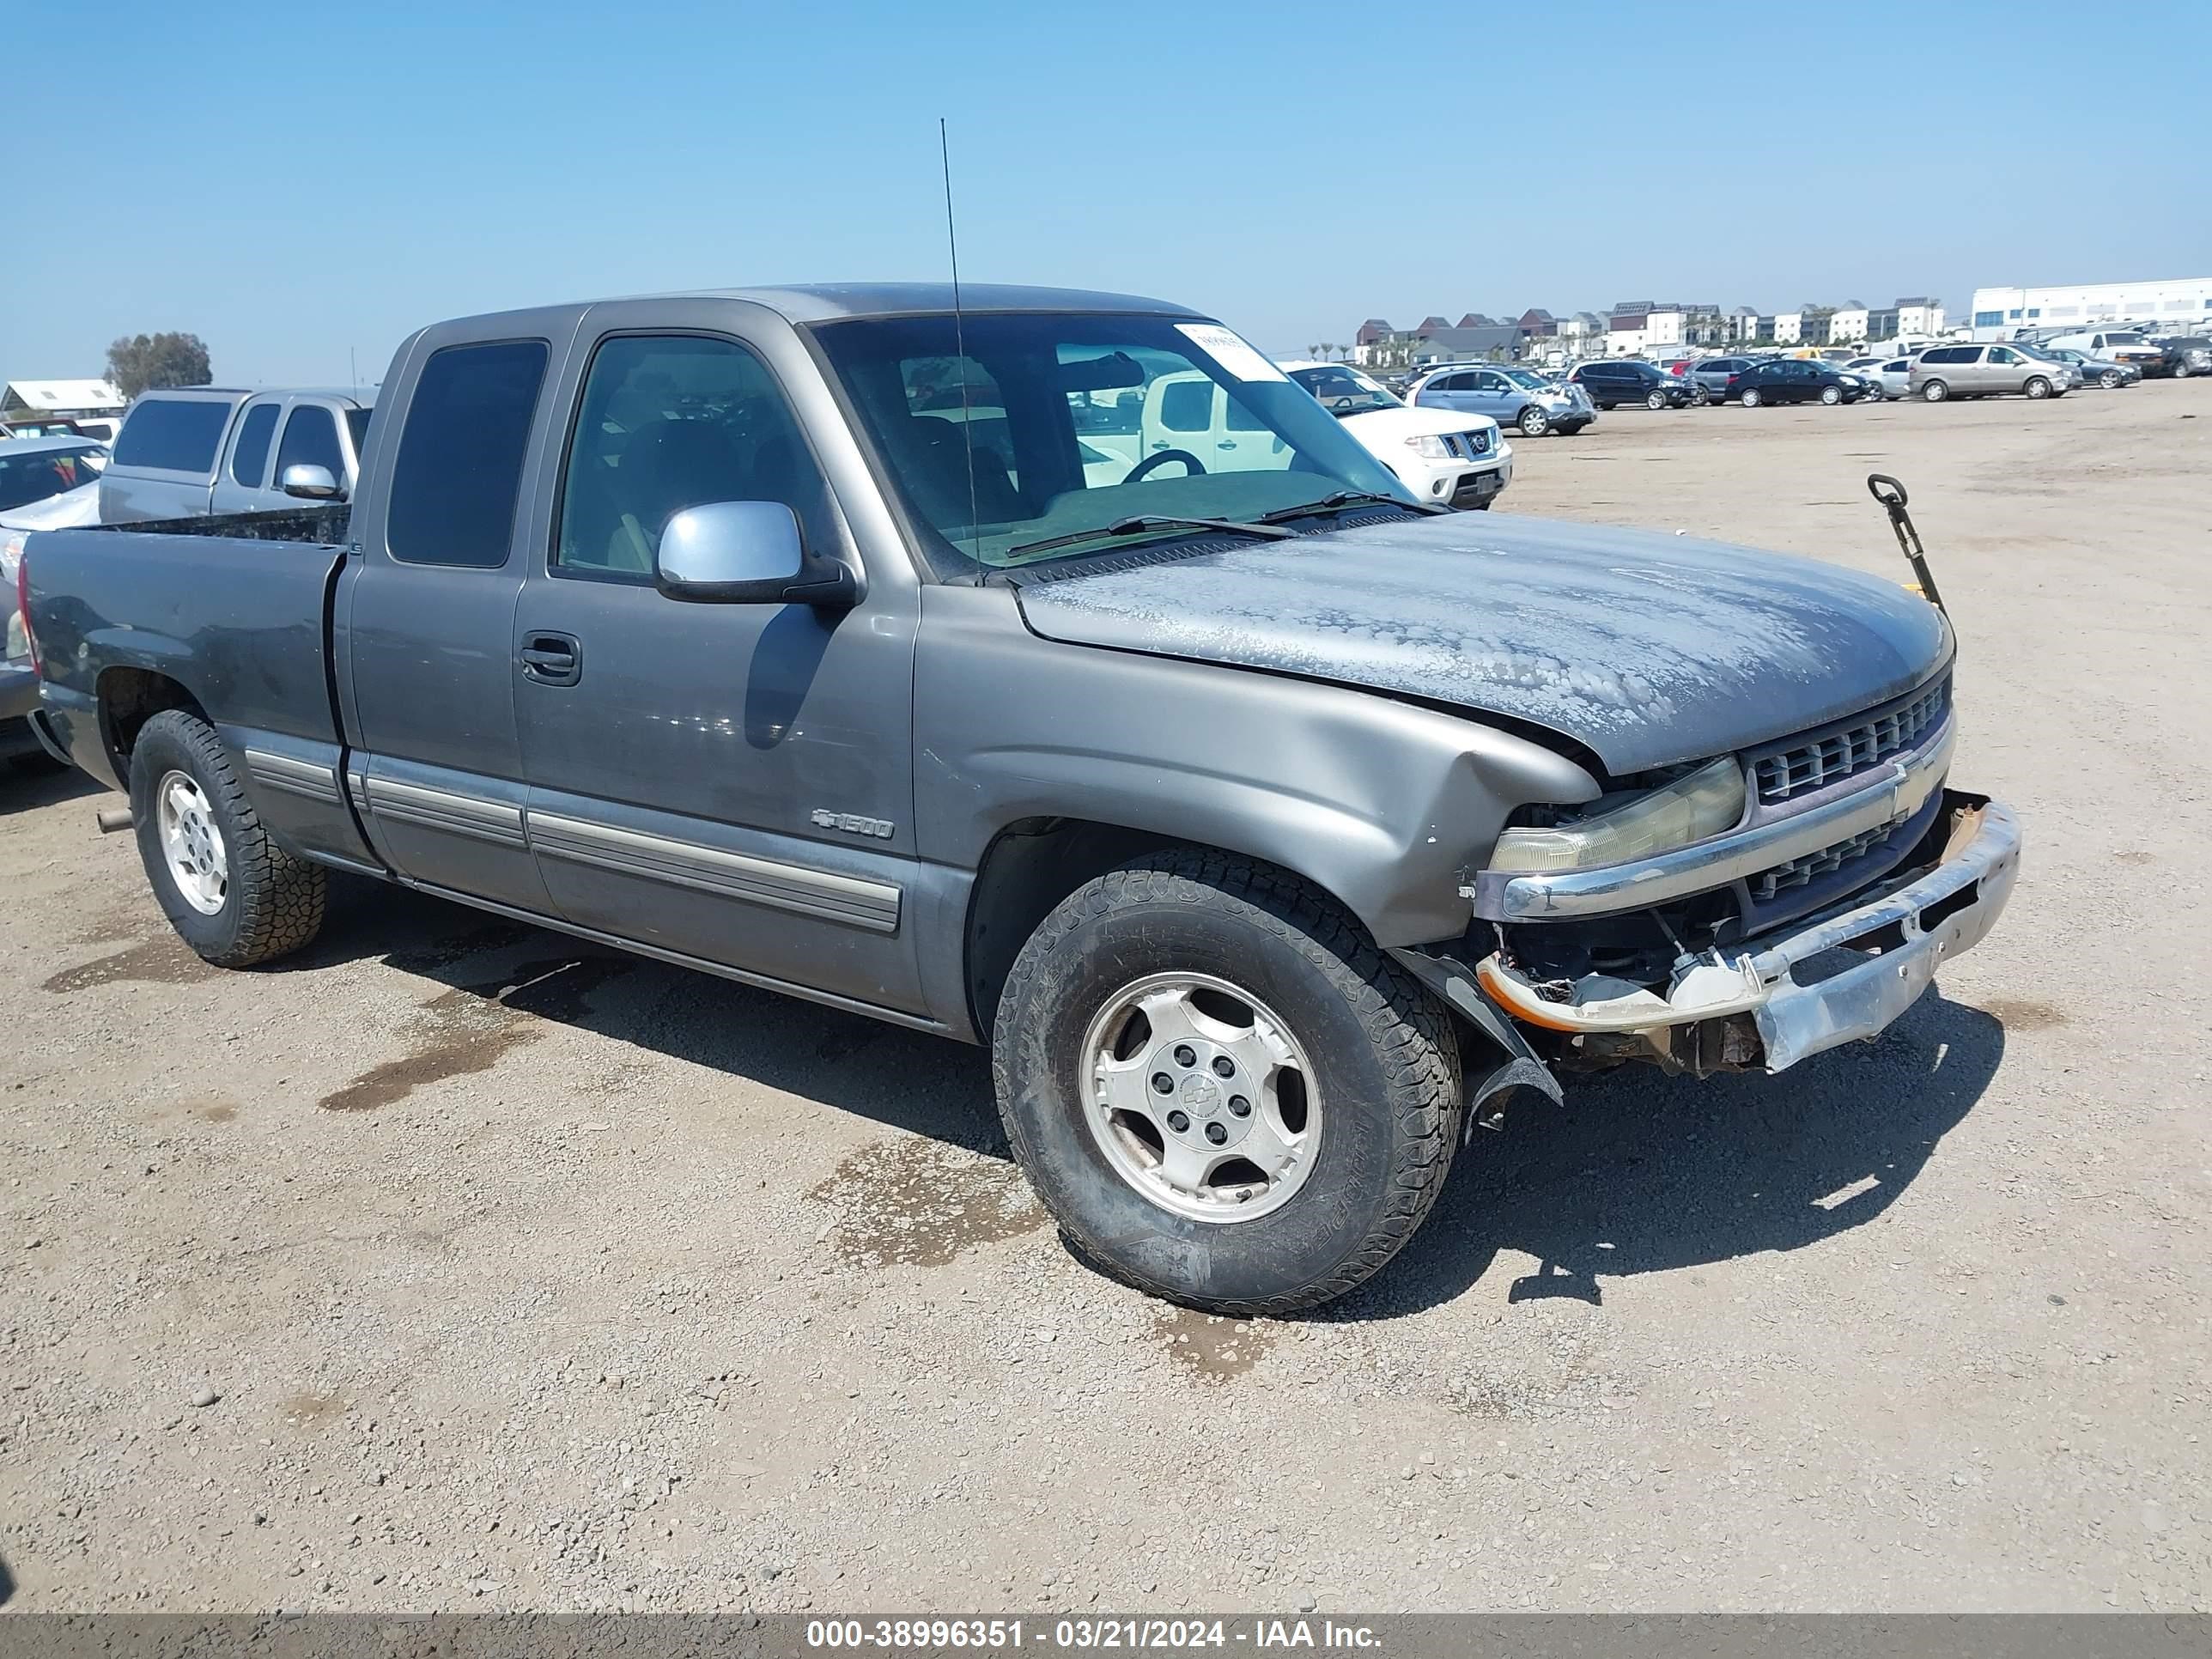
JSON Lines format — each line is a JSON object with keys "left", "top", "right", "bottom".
{"left": 77, "top": 503, "right": 350, "bottom": 545}
{"left": 25, "top": 513, "right": 351, "bottom": 768}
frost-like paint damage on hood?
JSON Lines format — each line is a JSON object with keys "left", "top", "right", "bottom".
{"left": 1014, "top": 510, "right": 1952, "bottom": 775}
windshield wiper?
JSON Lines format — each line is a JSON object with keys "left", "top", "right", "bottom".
{"left": 1003, "top": 514, "right": 1296, "bottom": 561}
{"left": 1256, "top": 490, "right": 1450, "bottom": 524}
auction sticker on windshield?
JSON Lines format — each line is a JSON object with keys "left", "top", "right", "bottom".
{"left": 1176, "top": 323, "right": 1287, "bottom": 382}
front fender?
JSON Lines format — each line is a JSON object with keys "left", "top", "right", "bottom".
{"left": 915, "top": 586, "right": 1600, "bottom": 949}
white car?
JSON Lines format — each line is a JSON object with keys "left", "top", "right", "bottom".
{"left": 0, "top": 435, "right": 108, "bottom": 530}
{"left": 1870, "top": 356, "right": 1913, "bottom": 400}
{"left": 1279, "top": 362, "right": 1512, "bottom": 509}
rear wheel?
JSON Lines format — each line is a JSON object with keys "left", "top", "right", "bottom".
{"left": 128, "top": 710, "right": 326, "bottom": 967}
{"left": 1516, "top": 405, "right": 1549, "bottom": 437}
{"left": 992, "top": 851, "right": 1462, "bottom": 1315}
{"left": 1921, "top": 380, "right": 1949, "bottom": 402}
{"left": 1741, "top": 386, "right": 1763, "bottom": 408}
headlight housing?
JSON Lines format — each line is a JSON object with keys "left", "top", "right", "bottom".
{"left": 1489, "top": 757, "right": 1747, "bottom": 873}
{"left": 1405, "top": 434, "right": 1450, "bottom": 459}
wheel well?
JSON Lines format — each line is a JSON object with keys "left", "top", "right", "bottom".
{"left": 97, "top": 668, "right": 207, "bottom": 773}
{"left": 965, "top": 817, "right": 1171, "bottom": 1039}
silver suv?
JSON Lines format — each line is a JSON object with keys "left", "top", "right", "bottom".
{"left": 1908, "top": 344, "right": 2076, "bottom": 402}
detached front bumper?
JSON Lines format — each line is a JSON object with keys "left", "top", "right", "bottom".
{"left": 1475, "top": 792, "right": 2021, "bottom": 1074}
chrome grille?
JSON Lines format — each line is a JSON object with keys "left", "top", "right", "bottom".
{"left": 1748, "top": 822, "right": 1893, "bottom": 902}
{"left": 1442, "top": 429, "right": 1492, "bottom": 460}
{"left": 1753, "top": 677, "right": 1949, "bottom": 805}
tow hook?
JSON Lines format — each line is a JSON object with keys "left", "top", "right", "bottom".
{"left": 1867, "top": 472, "right": 1947, "bottom": 615}
{"left": 94, "top": 806, "right": 133, "bottom": 834}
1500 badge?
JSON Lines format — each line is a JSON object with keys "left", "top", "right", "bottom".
{"left": 811, "top": 809, "right": 896, "bottom": 840}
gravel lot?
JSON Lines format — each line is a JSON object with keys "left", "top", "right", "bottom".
{"left": 3, "top": 380, "right": 2207, "bottom": 1614}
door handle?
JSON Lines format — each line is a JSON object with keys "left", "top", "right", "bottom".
{"left": 520, "top": 632, "right": 581, "bottom": 687}
{"left": 1218, "top": 440, "right": 1237, "bottom": 449}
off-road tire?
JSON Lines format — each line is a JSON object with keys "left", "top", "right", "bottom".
{"left": 992, "top": 849, "right": 1462, "bottom": 1315}
{"left": 129, "top": 710, "right": 326, "bottom": 967}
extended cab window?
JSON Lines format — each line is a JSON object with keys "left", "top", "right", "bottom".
{"left": 387, "top": 340, "right": 548, "bottom": 568}
{"left": 555, "top": 334, "right": 830, "bottom": 580}
{"left": 228, "top": 403, "right": 279, "bottom": 487}
{"left": 275, "top": 404, "right": 345, "bottom": 485}
{"left": 113, "top": 398, "right": 234, "bottom": 474}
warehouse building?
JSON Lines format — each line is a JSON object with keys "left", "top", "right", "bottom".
{"left": 1969, "top": 278, "right": 2212, "bottom": 339}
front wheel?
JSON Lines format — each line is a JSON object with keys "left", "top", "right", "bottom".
{"left": 1516, "top": 404, "right": 1549, "bottom": 437}
{"left": 1921, "top": 380, "right": 1949, "bottom": 402}
{"left": 1820, "top": 384, "right": 1843, "bottom": 405}
{"left": 128, "top": 710, "right": 327, "bottom": 967}
{"left": 993, "top": 851, "right": 1462, "bottom": 1315}
{"left": 2100, "top": 369, "right": 2123, "bottom": 389}
{"left": 1644, "top": 389, "right": 1668, "bottom": 410}
{"left": 2024, "top": 375, "right": 2051, "bottom": 399}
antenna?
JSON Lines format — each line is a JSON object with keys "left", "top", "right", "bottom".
{"left": 349, "top": 347, "right": 358, "bottom": 396}
{"left": 939, "top": 118, "right": 981, "bottom": 562}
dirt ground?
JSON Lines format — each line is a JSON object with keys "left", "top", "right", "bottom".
{"left": 3, "top": 380, "right": 2207, "bottom": 1614}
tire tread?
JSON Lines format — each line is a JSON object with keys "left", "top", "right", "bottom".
{"left": 134, "top": 711, "right": 325, "bottom": 968}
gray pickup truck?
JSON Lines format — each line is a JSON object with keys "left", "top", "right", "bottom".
{"left": 21, "top": 284, "right": 2021, "bottom": 1313}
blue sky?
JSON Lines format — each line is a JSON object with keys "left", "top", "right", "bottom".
{"left": 7, "top": 0, "right": 2208, "bottom": 386}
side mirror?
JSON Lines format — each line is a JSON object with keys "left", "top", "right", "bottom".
{"left": 654, "top": 501, "right": 859, "bottom": 608}
{"left": 280, "top": 464, "right": 343, "bottom": 501}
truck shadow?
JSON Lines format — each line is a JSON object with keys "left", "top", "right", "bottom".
{"left": 0, "top": 763, "right": 100, "bottom": 817}
{"left": 293, "top": 884, "right": 2003, "bottom": 1313}
{"left": 1322, "top": 990, "right": 2006, "bottom": 1320}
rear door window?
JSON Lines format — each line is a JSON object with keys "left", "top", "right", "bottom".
{"left": 386, "top": 340, "right": 550, "bottom": 568}
{"left": 275, "top": 404, "right": 347, "bottom": 484}
{"left": 227, "top": 403, "right": 280, "bottom": 487}
{"left": 112, "top": 398, "right": 234, "bottom": 473}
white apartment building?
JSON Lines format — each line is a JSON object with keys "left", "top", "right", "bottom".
{"left": 1894, "top": 298, "right": 1944, "bottom": 337}
{"left": 1969, "top": 277, "right": 2211, "bottom": 339}
{"left": 1771, "top": 312, "right": 1802, "bottom": 344}
{"left": 1828, "top": 305, "right": 1870, "bottom": 344}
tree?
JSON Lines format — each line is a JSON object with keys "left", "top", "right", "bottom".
{"left": 106, "top": 332, "right": 213, "bottom": 399}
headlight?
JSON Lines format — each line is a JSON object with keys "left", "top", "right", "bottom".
{"left": 1489, "top": 757, "right": 1747, "bottom": 873}
{"left": 1405, "top": 434, "right": 1451, "bottom": 459}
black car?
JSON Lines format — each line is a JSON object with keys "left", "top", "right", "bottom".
{"left": 1568, "top": 359, "right": 1701, "bottom": 410}
{"left": 1735, "top": 358, "right": 1872, "bottom": 408}
{"left": 2149, "top": 336, "right": 2210, "bottom": 380}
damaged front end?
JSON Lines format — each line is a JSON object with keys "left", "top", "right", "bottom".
{"left": 1469, "top": 789, "right": 2019, "bottom": 1078}
{"left": 1408, "top": 668, "right": 2023, "bottom": 1090}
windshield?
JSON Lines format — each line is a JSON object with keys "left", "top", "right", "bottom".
{"left": 0, "top": 442, "right": 105, "bottom": 512}
{"left": 813, "top": 313, "right": 1411, "bottom": 574}
{"left": 1500, "top": 368, "right": 1553, "bottom": 390}
{"left": 1287, "top": 364, "right": 1400, "bottom": 415}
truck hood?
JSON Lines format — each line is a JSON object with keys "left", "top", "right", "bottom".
{"left": 1013, "top": 511, "right": 1951, "bottom": 776}
{"left": 1338, "top": 405, "right": 1500, "bottom": 446}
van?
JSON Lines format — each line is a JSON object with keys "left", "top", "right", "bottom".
{"left": 101, "top": 388, "right": 374, "bottom": 523}
{"left": 1907, "top": 343, "right": 2075, "bottom": 402}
